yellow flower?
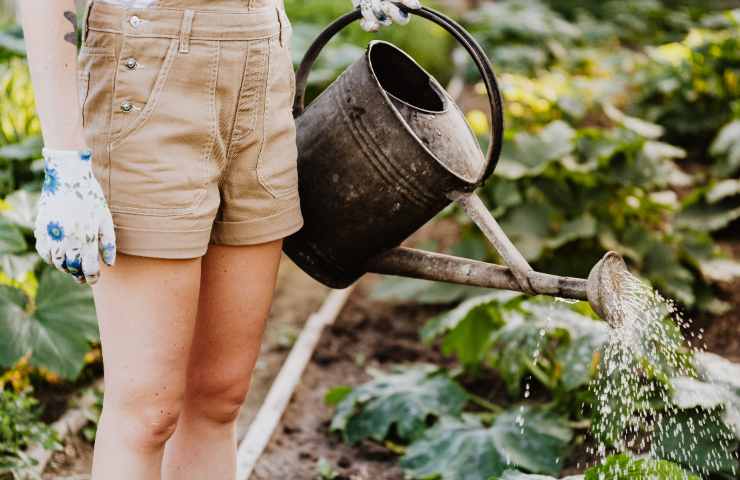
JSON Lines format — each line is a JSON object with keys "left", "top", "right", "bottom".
{"left": 466, "top": 110, "right": 489, "bottom": 137}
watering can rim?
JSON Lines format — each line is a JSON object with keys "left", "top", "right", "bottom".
{"left": 364, "top": 39, "right": 486, "bottom": 185}
{"left": 290, "top": 6, "right": 506, "bottom": 190}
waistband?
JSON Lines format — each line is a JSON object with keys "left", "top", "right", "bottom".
{"left": 84, "top": 0, "right": 284, "bottom": 41}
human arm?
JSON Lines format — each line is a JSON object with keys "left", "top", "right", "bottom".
{"left": 17, "top": 0, "right": 116, "bottom": 284}
{"left": 352, "top": 0, "right": 422, "bottom": 32}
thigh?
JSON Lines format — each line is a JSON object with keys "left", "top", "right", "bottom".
{"left": 185, "top": 240, "right": 283, "bottom": 392}
{"left": 91, "top": 253, "right": 202, "bottom": 405}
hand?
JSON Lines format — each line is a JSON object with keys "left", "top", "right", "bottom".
{"left": 352, "top": 0, "right": 422, "bottom": 32}
{"left": 34, "top": 148, "right": 117, "bottom": 285}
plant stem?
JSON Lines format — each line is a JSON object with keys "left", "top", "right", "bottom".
{"left": 467, "top": 392, "right": 504, "bottom": 413}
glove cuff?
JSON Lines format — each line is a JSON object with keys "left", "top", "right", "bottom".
{"left": 42, "top": 147, "right": 94, "bottom": 179}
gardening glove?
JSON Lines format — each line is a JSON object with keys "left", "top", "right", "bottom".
{"left": 34, "top": 147, "right": 117, "bottom": 285}
{"left": 352, "top": 0, "right": 421, "bottom": 32}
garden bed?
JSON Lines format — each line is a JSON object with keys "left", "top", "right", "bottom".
{"left": 253, "top": 258, "right": 740, "bottom": 480}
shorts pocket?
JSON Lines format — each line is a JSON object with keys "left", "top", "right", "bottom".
{"left": 255, "top": 35, "right": 299, "bottom": 199}
{"left": 106, "top": 40, "right": 219, "bottom": 216}
{"left": 109, "top": 36, "right": 179, "bottom": 148}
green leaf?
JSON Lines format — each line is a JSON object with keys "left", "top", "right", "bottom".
{"left": 677, "top": 181, "right": 740, "bottom": 233}
{"left": 670, "top": 352, "right": 740, "bottom": 438}
{"left": 330, "top": 365, "right": 468, "bottom": 444}
{"left": 652, "top": 409, "right": 739, "bottom": 477}
{"left": 497, "top": 121, "right": 575, "bottom": 179}
{"left": 602, "top": 103, "right": 664, "bottom": 139}
{"left": 496, "top": 470, "right": 584, "bottom": 480}
{"left": 369, "top": 276, "right": 491, "bottom": 305}
{"left": 544, "top": 214, "right": 597, "bottom": 250}
{"left": 0, "top": 136, "right": 42, "bottom": 160}
{"left": 400, "top": 407, "right": 573, "bottom": 479}
{"left": 421, "top": 292, "right": 520, "bottom": 368}
{"left": 584, "top": 454, "right": 700, "bottom": 480}
{"left": 324, "top": 386, "right": 352, "bottom": 407}
{"left": 0, "top": 267, "right": 98, "bottom": 380}
{"left": 491, "top": 301, "right": 609, "bottom": 395}
{"left": 0, "top": 217, "right": 27, "bottom": 255}
{"left": 0, "top": 31, "right": 26, "bottom": 57}
{"left": 0, "top": 252, "right": 39, "bottom": 281}
{"left": 710, "top": 120, "right": 740, "bottom": 177}
{"left": 1, "top": 190, "right": 39, "bottom": 230}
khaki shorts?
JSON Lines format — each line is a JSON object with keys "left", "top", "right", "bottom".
{"left": 77, "top": 0, "right": 303, "bottom": 259}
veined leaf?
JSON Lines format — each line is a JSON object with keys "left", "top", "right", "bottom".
{"left": 400, "top": 407, "right": 573, "bottom": 480}
{"left": 584, "top": 454, "right": 700, "bottom": 480}
{"left": 652, "top": 409, "right": 739, "bottom": 477}
{"left": 670, "top": 352, "right": 740, "bottom": 438}
{"left": 0, "top": 266, "right": 98, "bottom": 380}
{"left": 1, "top": 189, "right": 38, "bottom": 230}
{"left": 330, "top": 364, "right": 468, "bottom": 444}
{"left": 421, "top": 292, "right": 521, "bottom": 367}
{"left": 0, "top": 217, "right": 26, "bottom": 255}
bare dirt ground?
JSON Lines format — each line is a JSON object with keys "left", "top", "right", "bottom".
{"left": 40, "top": 256, "right": 330, "bottom": 479}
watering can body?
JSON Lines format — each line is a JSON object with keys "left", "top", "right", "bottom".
{"left": 281, "top": 6, "right": 626, "bottom": 323}
{"left": 284, "top": 40, "right": 486, "bottom": 288}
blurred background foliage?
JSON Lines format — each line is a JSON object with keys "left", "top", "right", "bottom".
{"left": 0, "top": 0, "right": 738, "bottom": 474}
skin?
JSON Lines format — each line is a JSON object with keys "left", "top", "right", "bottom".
{"left": 18, "top": 2, "right": 285, "bottom": 479}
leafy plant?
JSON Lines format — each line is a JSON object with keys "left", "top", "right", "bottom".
{"left": 0, "top": 266, "right": 98, "bottom": 380}
{"left": 328, "top": 364, "right": 468, "bottom": 444}
{"left": 422, "top": 294, "right": 609, "bottom": 395}
{"left": 0, "top": 387, "right": 60, "bottom": 476}
{"left": 400, "top": 408, "right": 573, "bottom": 480}
{"left": 583, "top": 454, "right": 700, "bottom": 480}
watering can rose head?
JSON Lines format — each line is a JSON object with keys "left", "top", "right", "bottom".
{"left": 352, "top": 0, "right": 422, "bottom": 32}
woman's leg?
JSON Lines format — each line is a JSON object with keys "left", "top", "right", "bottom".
{"left": 161, "top": 240, "right": 283, "bottom": 479}
{"left": 90, "top": 253, "right": 203, "bottom": 480}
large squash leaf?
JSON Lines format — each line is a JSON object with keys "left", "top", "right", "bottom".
{"left": 1, "top": 189, "right": 38, "bottom": 230}
{"left": 0, "top": 266, "right": 98, "bottom": 380}
{"left": 652, "top": 408, "right": 739, "bottom": 477}
{"left": 400, "top": 407, "right": 573, "bottom": 479}
{"left": 496, "top": 471, "right": 584, "bottom": 480}
{"left": 670, "top": 352, "right": 740, "bottom": 438}
{"left": 584, "top": 454, "right": 700, "bottom": 480}
{"left": 421, "top": 291, "right": 521, "bottom": 367}
{"left": 0, "top": 217, "right": 26, "bottom": 255}
{"left": 330, "top": 364, "right": 468, "bottom": 444}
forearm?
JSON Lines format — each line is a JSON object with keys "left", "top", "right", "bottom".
{"left": 17, "top": 0, "right": 87, "bottom": 150}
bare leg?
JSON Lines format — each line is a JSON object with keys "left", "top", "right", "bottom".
{"left": 161, "top": 240, "right": 283, "bottom": 479}
{"left": 90, "top": 253, "right": 202, "bottom": 480}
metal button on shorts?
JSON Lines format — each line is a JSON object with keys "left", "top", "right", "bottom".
{"left": 77, "top": 0, "right": 302, "bottom": 258}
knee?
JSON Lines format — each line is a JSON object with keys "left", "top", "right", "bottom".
{"left": 185, "top": 372, "right": 253, "bottom": 424}
{"left": 104, "top": 391, "right": 184, "bottom": 453}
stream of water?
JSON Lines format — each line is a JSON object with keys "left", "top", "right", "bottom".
{"left": 586, "top": 269, "right": 737, "bottom": 477}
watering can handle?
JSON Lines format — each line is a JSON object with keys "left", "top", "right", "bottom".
{"left": 292, "top": 5, "right": 505, "bottom": 186}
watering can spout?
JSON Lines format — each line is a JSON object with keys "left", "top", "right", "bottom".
{"left": 366, "top": 247, "right": 628, "bottom": 328}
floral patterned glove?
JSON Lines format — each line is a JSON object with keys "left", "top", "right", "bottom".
{"left": 34, "top": 148, "right": 116, "bottom": 284}
{"left": 352, "top": 0, "right": 421, "bottom": 32}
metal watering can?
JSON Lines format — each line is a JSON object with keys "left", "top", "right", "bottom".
{"left": 282, "top": 6, "right": 628, "bottom": 325}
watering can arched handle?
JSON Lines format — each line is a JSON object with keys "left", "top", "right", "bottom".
{"left": 292, "top": 5, "right": 505, "bottom": 186}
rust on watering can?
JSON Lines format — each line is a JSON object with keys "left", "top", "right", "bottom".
{"left": 282, "top": 6, "right": 630, "bottom": 326}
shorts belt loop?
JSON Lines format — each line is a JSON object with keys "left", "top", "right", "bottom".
{"left": 179, "top": 9, "right": 195, "bottom": 54}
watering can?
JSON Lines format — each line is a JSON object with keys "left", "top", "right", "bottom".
{"left": 282, "top": 5, "right": 627, "bottom": 326}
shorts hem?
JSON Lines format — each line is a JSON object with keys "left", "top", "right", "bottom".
{"left": 113, "top": 225, "right": 211, "bottom": 259}
{"left": 211, "top": 204, "right": 303, "bottom": 245}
